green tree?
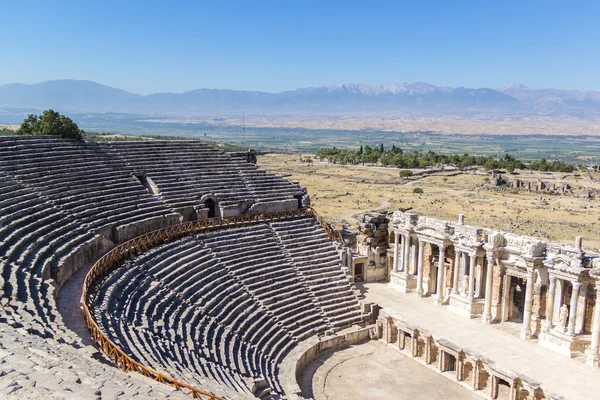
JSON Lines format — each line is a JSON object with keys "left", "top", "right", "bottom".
{"left": 483, "top": 158, "right": 498, "bottom": 171}
{"left": 17, "top": 110, "right": 84, "bottom": 140}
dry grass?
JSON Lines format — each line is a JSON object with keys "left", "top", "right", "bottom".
{"left": 0, "top": 125, "right": 18, "bottom": 131}
{"left": 259, "top": 154, "right": 600, "bottom": 250}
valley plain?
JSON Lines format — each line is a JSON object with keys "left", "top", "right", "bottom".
{"left": 258, "top": 153, "right": 600, "bottom": 249}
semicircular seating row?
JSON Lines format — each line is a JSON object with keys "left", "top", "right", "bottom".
{"left": 100, "top": 141, "right": 307, "bottom": 208}
{"left": 0, "top": 136, "right": 307, "bottom": 343}
{"left": 89, "top": 218, "right": 364, "bottom": 397}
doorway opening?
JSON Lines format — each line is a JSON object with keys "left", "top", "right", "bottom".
{"left": 509, "top": 276, "right": 526, "bottom": 322}
{"left": 354, "top": 263, "right": 364, "bottom": 281}
{"left": 294, "top": 194, "right": 303, "bottom": 209}
{"left": 203, "top": 198, "right": 217, "bottom": 218}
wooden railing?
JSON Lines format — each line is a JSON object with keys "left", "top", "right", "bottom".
{"left": 81, "top": 207, "right": 342, "bottom": 399}
{"left": 312, "top": 210, "right": 344, "bottom": 243}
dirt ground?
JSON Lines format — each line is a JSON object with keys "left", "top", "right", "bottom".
{"left": 258, "top": 154, "right": 600, "bottom": 249}
{"left": 299, "top": 340, "right": 480, "bottom": 400}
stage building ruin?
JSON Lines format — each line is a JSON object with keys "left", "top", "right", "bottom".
{"left": 350, "top": 210, "right": 600, "bottom": 366}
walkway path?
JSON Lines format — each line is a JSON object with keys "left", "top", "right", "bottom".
{"left": 361, "top": 282, "right": 600, "bottom": 400}
{"left": 56, "top": 260, "right": 97, "bottom": 346}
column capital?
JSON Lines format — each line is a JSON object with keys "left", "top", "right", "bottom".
{"left": 572, "top": 281, "right": 582, "bottom": 290}
{"left": 418, "top": 240, "right": 426, "bottom": 249}
{"left": 525, "top": 266, "right": 536, "bottom": 279}
{"left": 524, "top": 257, "right": 544, "bottom": 270}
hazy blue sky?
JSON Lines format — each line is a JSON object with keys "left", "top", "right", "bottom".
{"left": 1, "top": 0, "right": 598, "bottom": 94}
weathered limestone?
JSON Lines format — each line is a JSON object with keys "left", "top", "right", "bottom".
{"left": 101, "top": 141, "right": 308, "bottom": 217}
{"left": 0, "top": 136, "right": 327, "bottom": 400}
{"left": 90, "top": 217, "right": 367, "bottom": 397}
{"left": 354, "top": 213, "right": 389, "bottom": 282}
{"left": 376, "top": 310, "right": 555, "bottom": 400}
{"left": 0, "top": 322, "right": 195, "bottom": 400}
{"left": 369, "top": 209, "right": 600, "bottom": 364}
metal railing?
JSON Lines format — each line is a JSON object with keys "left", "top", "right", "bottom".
{"left": 81, "top": 207, "right": 341, "bottom": 399}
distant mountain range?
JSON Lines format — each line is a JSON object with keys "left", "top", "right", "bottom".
{"left": 1, "top": 79, "right": 599, "bottom": 117}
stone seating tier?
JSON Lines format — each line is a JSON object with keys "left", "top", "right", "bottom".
{"left": 90, "top": 217, "right": 364, "bottom": 397}
{"left": 100, "top": 141, "right": 306, "bottom": 210}
{"left": 0, "top": 137, "right": 352, "bottom": 399}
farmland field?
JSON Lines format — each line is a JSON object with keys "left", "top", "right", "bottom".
{"left": 65, "top": 117, "right": 600, "bottom": 164}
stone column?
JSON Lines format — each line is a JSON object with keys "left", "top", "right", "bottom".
{"left": 568, "top": 281, "right": 582, "bottom": 335}
{"left": 393, "top": 232, "right": 400, "bottom": 273}
{"left": 586, "top": 283, "right": 600, "bottom": 366}
{"left": 482, "top": 254, "right": 495, "bottom": 324}
{"left": 578, "top": 285, "right": 588, "bottom": 334}
{"left": 468, "top": 254, "right": 476, "bottom": 299}
{"left": 403, "top": 235, "right": 411, "bottom": 273}
{"left": 461, "top": 252, "right": 469, "bottom": 294}
{"left": 411, "top": 240, "right": 418, "bottom": 275}
{"left": 520, "top": 268, "right": 535, "bottom": 339}
{"left": 452, "top": 251, "right": 461, "bottom": 294}
{"left": 417, "top": 241, "right": 426, "bottom": 298}
{"left": 436, "top": 245, "right": 446, "bottom": 305}
{"left": 400, "top": 235, "right": 406, "bottom": 271}
{"left": 475, "top": 259, "right": 483, "bottom": 298}
{"left": 544, "top": 276, "right": 557, "bottom": 330}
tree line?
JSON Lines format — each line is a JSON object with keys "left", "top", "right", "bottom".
{"left": 315, "top": 144, "right": 575, "bottom": 173}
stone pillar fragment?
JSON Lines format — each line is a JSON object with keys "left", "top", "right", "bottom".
{"left": 482, "top": 254, "right": 495, "bottom": 324}
{"left": 411, "top": 241, "right": 418, "bottom": 275}
{"left": 545, "top": 277, "right": 557, "bottom": 329}
{"left": 568, "top": 282, "right": 581, "bottom": 335}
{"left": 417, "top": 241, "right": 425, "bottom": 298}
{"left": 520, "top": 268, "right": 535, "bottom": 339}
{"left": 399, "top": 234, "right": 406, "bottom": 271}
{"left": 461, "top": 253, "right": 468, "bottom": 294}
{"left": 436, "top": 245, "right": 446, "bottom": 305}
{"left": 452, "top": 251, "right": 460, "bottom": 294}
{"left": 468, "top": 254, "right": 476, "bottom": 299}
{"left": 403, "top": 235, "right": 410, "bottom": 272}
{"left": 393, "top": 232, "right": 399, "bottom": 273}
{"left": 475, "top": 259, "right": 483, "bottom": 298}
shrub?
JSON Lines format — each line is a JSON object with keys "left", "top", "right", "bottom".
{"left": 413, "top": 187, "right": 424, "bottom": 194}
{"left": 399, "top": 170, "right": 413, "bottom": 178}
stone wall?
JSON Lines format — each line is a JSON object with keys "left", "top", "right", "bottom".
{"left": 113, "top": 214, "right": 182, "bottom": 243}
{"left": 279, "top": 327, "right": 373, "bottom": 399}
{"left": 376, "top": 311, "right": 555, "bottom": 400}
{"left": 246, "top": 199, "right": 299, "bottom": 215}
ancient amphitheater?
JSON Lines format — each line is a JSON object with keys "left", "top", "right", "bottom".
{"left": 1, "top": 135, "right": 600, "bottom": 400}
